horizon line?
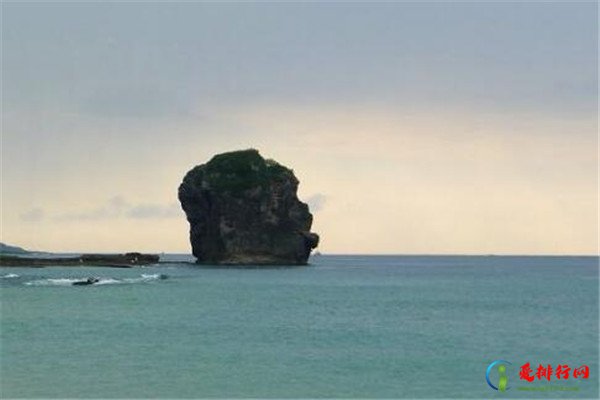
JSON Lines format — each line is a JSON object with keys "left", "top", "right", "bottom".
{"left": 6, "top": 250, "right": 598, "bottom": 258}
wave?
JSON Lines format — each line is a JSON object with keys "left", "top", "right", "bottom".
{"left": 1, "top": 273, "right": 20, "bottom": 279}
{"left": 24, "top": 274, "right": 167, "bottom": 287}
{"left": 25, "top": 278, "right": 79, "bottom": 286}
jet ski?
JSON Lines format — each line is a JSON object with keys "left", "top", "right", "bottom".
{"left": 72, "top": 277, "right": 100, "bottom": 286}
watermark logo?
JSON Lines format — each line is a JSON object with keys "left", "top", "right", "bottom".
{"left": 518, "top": 362, "right": 589, "bottom": 382}
{"left": 486, "top": 360, "right": 590, "bottom": 392}
{"left": 486, "top": 360, "right": 512, "bottom": 391}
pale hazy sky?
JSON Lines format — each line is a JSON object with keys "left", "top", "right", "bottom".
{"left": 2, "top": 2, "right": 597, "bottom": 255}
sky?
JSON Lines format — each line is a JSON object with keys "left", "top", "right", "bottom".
{"left": 1, "top": 2, "right": 598, "bottom": 255}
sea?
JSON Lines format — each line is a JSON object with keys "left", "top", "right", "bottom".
{"left": 1, "top": 255, "right": 598, "bottom": 399}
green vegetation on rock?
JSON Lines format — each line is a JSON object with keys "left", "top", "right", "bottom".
{"left": 188, "top": 149, "right": 293, "bottom": 194}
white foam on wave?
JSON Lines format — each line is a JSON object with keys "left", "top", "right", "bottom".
{"left": 1, "top": 273, "right": 19, "bottom": 279}
{"left": 119, "top": 274, "right": 162, "bottom": 284}
{"left": 25, "top": 278, "right": 80, "bottom": 286}
{"left": 24, "top": 274, "right": 165, "bottom": 287}
{"left": 93, "top": 278, "right": 122, "bottom": 285}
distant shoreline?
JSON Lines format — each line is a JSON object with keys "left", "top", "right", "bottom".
{"left": 0, "top": 253, "right": 160, "bottom": 268}
{"left": 0, "top": 252, "right": 596, "bottom": 270}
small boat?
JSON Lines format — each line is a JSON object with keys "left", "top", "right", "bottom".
{"left": 72, "top": 277, "right": 99, "bottom": 286}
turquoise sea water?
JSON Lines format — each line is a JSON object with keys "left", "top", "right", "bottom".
{"left": 1, "top": 255, "right": 598, "bottom": 398}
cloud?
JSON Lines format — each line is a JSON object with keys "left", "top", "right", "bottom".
{"left": 305, "top": 193, "right": 327, "bottom": 213}
{"left": 54, "top": 195, "right": 125, "bottom": 221}
{"left": 126, "top": 203, "right": 181, "bottom": 219}
{"left": 54, "top": 196, "right": 181, "bottom": 221}
{"left": 80, "top": 85, "right": 193, "bottom": 119}
{"left": 19, "top": 208, "right": 45, "bottom": 222}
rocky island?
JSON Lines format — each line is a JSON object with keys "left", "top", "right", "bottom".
{"left": 178, "top": 149, "right": 319, "bottom": 265}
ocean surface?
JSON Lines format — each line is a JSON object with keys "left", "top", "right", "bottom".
{"left": 1, "top": 255, "right": 598, "bottom": 398}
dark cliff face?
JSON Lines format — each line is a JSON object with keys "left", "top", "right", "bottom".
{"left": 178, "top": 149, "right": 319, "bottom": 265}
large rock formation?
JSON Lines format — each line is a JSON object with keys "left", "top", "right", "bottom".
{"left": 178, "top": 149, "right": 319, "bottom": 265}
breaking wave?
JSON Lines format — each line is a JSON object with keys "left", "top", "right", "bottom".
{"left": 24, "top": 274, "right": 167, "bottom": 287}
{"left": 1, "top": 273, "right": 20, "bottom": 279}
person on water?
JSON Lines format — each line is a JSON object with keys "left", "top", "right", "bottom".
{"left": 72, "top": 277, "right": 99, "bottom": 286}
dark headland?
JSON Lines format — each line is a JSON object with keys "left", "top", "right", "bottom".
{"left": 178, "top": 149, "right": 319, "bottom": 265}
{"left": 0, "top": 251, "right": 159, "bottom": 268}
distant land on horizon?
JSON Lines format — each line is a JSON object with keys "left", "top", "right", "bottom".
{"left": 0, "top": 242, "right": 596, "bottom": 259}
{"left": 0, "top": 242, "right": 29, "bottom": 254}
